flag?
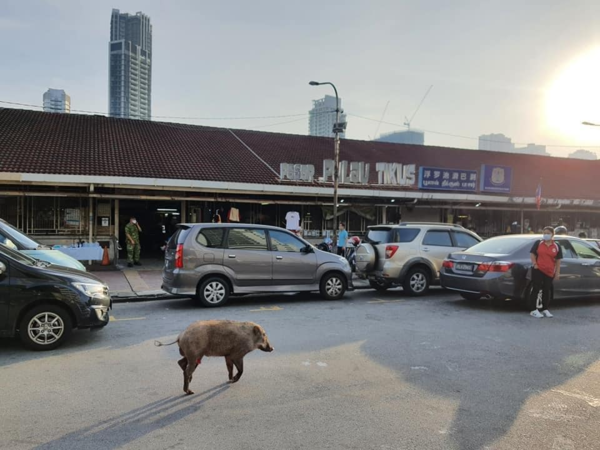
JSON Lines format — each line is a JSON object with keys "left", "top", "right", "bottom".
{"left": 535, "top": 182, "right": 542, "bottom": 210}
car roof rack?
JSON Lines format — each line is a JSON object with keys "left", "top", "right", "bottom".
{"left": 398, "top": 222, "right": 465, "bottom": 229}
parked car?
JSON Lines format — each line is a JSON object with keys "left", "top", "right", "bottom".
{"left": 586, "top": 238, "right": 600, "bottom": 250}
{"left": 0, "top": 219, "right": 86, "bottom": 271}
{"left": 355, "top": 223, "right": 482, "bottom": 296}
{"left": 0, "top": 244, "right": 111, "bottom": 350}
{"left": 162, "top": 224, "right": 353, "bottom": 307}
{"left": 440, "top": 234, "right": 600, "bottom": 303}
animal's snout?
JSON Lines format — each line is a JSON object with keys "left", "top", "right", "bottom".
{"left": 260, "top": 344, "right": 274, "bottom": 352}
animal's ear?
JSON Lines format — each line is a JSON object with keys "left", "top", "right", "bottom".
{"left": 253, "top": 325, "right": 261, "bottom": 336}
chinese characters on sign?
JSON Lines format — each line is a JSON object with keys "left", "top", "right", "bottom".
{"left": 418, "top": 167, "right": 478, "bottom": 191}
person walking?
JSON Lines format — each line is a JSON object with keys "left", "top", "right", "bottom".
{"left": 529, "top": 226, "right": 562, "bottom": 318}
{"left": 125, "top": 216, "right": 142, "bottom": 268}
{"left": 337, "top": 222, "right": 348, "bottom": 256}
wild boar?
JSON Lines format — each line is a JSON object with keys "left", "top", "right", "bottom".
{"left": 155, "top": 320, "right": 274, "bottom": 395}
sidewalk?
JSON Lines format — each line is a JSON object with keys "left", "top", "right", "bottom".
{"left": 91, "top": 264, "right": 371, "bottom": 302}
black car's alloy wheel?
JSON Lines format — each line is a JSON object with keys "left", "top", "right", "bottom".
{"left": 19, "top": 305, "right": 72, "bottom": 351}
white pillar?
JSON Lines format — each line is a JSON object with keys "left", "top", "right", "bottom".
{"left": 88, "top": 184, "right": 94, "bottom": 265}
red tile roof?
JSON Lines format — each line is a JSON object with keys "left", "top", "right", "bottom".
{"left": 0, "top": 107, "right": 598, "bottom": 199}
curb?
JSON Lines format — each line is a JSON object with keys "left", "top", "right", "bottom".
{"left": 111, "top": 291, "right": 183, "bottom": 303}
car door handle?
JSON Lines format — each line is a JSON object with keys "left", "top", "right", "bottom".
{"left": 581, "top": 262, "right": 594, "bottom": 266}
{"left": 228, "top": 254, "right": 236, "bottom": 259}
{"left": 276, "top": 256, "right": 283, "bottom": 260}
{"left": 422, "top": 248, "right": 430, "bottom": 252}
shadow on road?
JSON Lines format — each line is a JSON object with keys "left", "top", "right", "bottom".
{"left": 33, "top": 383, "right": 230, "bottom": 450}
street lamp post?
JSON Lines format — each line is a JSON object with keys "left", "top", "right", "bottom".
{"left": 309, "top": 81, "right": 344, "bottom": 246}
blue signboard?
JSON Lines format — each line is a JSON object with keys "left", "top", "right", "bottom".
{"left": 480, "top": 165, "right": 512, "bottom": 193}
{"left": 419, "top": 167, "right": 478, "bottom": 191}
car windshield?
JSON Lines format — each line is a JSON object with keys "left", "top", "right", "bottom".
{"left": 0, "top": 243, "right": 37, "bottom": 266}
{"left": 466, "top": 237, "right": 533, "bottom": 255}
{"left": 0, "top": 221, "right": 42, "bottom": 249}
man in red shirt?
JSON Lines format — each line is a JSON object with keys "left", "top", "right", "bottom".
{"left": 529, "top": 226, "right": 562, "bottom": 318}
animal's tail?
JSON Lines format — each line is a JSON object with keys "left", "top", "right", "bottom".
{"left": 154, "top": 337, "right": 179, "bottom": 347}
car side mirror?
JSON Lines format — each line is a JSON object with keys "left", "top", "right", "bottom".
{"left": 0, "top": 262, "right": 6, "bottom": 275}
{"left": 302, "top": 245, "right": 313, "bottom": 254}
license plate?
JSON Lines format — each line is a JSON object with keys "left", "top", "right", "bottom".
{"left": 455, "top": 263, "right": 474, "bottom": 272}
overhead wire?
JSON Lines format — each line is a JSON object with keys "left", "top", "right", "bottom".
{"left": 2, "top": 98, "right": 598, "bottom": 149}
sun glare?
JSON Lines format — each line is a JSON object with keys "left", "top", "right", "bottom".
{"left": 546, "top": 47, "right": 600, "bottom": 141}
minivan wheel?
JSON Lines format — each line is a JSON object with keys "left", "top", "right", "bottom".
{"left": 320, "top": 273, "right": 346, "bottom": 300}
{"left": 197, "top": 277, "right": 230, "bottom": 307}
{"left": 19, "top": 305, "right": 72, "bottom": 351}
{"left": 403, "top": 268, "right": 430, "bottom": 296}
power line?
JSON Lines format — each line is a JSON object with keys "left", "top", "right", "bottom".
{"left": 0, "top": 100, "right": 334, "bottom": 122}
{"left": 347, "top": 113, "right": 600, "bottom": 150}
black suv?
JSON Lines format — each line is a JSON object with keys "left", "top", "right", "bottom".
{"left": 0, "top": 244, "right": 111, "bottom": 350}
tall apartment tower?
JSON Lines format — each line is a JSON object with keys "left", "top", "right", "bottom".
{"left": 109, "top": 9, "right": 152, "bottom": 120}
{"left": 43, "top": 89, "right": 71, "bottom": 113}
{"left": 309, "top": 95, "right": 347, "bottom": 138}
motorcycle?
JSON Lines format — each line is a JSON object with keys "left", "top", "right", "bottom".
{"left": 345, "top": 236, "right": 361, "bottom": 272}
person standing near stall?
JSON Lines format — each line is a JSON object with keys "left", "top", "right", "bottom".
{"left": 529, "top": 226, "right": 562, "bottom": 318}
{"left": 125, "top": 216, "right": 142, "bottom": 267}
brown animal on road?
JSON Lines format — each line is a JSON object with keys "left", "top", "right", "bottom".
{"left": 155, "top": 320, "right": 274, "bottom": 395}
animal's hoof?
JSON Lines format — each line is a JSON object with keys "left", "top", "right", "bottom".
{"left": 185, "top": 390, "right": 195, "bottom": 395}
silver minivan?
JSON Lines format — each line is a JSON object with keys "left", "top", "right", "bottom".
{"left": 162, "top": 224, "right": 353, "bottom": 307}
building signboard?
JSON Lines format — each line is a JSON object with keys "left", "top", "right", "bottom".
{"left": 480, "top": 165, "right": 512, "bottom": 193}
{"left": 418, "top": 167, "right": 477, "bottom": 191}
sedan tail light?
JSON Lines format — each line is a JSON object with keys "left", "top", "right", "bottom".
{"left": 385, "top": 245, "right": 399, "bottom": 259}
{"left": 175, "top": 244, "right": 184, "bottom": 269}
{"left": 477, "top": 261, "right": 514, "bottom": 273}
{"left": 442, "top": 260, "right": 454, "bottom": 269}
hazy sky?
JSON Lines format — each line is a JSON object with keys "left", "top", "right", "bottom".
{"left": 2, "top": 0, "right": 600, "bottom": 156}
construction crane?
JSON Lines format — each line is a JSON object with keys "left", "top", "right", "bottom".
{"left": 404, "top": 85, "right": 433, "bottom": 130}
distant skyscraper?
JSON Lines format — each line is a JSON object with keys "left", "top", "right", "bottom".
{"left": 569, "top": 149, "right": 598, "bottom": 160}
{"left": 376, "top": 130, "right": 424, "bottom": 145}
{"left": 43, "top": 89, "right": 71, "bottom": 113}
{"left": 478, "top": 133, "right": 514, "bottom": 152}
{"left": 109, "top": 9, "right": 152, "bottom": 120}
{"left": 309, "top": 95, "right": 347, "bottom": 138}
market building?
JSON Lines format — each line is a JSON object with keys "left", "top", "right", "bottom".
{"left": 1, "top": 108, "right": 600, "bottom": 262}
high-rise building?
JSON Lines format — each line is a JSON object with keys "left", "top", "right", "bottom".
{"left": 309, "top": 95, "right": 347, "bottom": 138}
{"left": 478, "top": 133, "right": 514, "bottom": 152}
{"left": 569, "top": 149, "right": 598, "bottom": 160}
{"left": 376, "top": 130, "right": 424, "bottom": 145}
{"left": 109, "top": 9, "right": 152, "bottom": 120}
{"left": 43, "top": 89, "right": 71, "bottom": 113}
{"left": 479, "top": 133, "right": 550, "bottom": 156}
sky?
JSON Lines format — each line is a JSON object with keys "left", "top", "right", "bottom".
{"left": 1, "top": 0, "right": 600, "bottom": 157}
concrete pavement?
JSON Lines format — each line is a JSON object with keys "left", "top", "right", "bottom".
{"left": 2, "top": 289, "right": 600, "bottom": 449}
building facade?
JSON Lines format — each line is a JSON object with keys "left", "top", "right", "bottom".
{"left": 109, "top": 9, "right": 152, "bottom": 120}
{"left": 376, "top": 130, "right": 424, "bottom": 145}
{"left": 43, "top": 89, "right": 71, "bottom": 113}
{"left": 309, "top": 95, "right": 347, "bottom": 138}
{"left": 1, "top": 108, "right": 600, "bottom": 263}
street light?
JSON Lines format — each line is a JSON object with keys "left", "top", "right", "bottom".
{"left": 582, "top": 121, "right": 600, "bottom": 126}
{"left": 309, "top": 80, "right": 345, "bottom": 243}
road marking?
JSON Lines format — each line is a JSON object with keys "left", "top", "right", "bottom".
{"left": 249, "top": 306, "right": 282, "bottom": 312}
{"left": 552, "top": 389, "right": 600, "bottom": 407}
{"left": 368, "top": 299, "right": 403, "bottom": 304}
{"left": 110, "top": 316, "right": 147, "bottom": 322}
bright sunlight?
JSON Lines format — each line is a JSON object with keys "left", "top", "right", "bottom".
{"left": 546, "top": 47, "right": 600, "bottom": 141}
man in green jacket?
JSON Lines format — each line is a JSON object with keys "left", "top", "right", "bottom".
{"left": 125, "top": 216, "right": 142, "bottom": 267}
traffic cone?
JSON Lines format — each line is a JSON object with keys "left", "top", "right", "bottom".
{"left": 102, "top": 246, "right": 110, "bottom": 266}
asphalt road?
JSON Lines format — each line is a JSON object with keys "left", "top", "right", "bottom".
{"left": 1, "top": 289, "right": 600, "bottom": 450}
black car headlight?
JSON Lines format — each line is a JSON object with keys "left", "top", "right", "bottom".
{"left": 72, "top": 282, "right": 110, "bottom": 300}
